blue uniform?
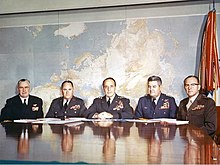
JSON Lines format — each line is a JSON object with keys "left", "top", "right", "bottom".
{"left": 134, "top": 93, "right": 177, "bottom": 119}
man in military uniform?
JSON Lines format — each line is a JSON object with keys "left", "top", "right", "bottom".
{"left": 134, "top": 75, "right": 177, "bottom": 119}
{"left": 0, "top": 79, "right": 43, "bottom": 122}
{"left": 84, "top": 77, "right": 133, "bottom": 119}
{"left": 177, "top": 75, "right": 217, "bottom": 137}
{"left": 45, "top": 80, "right": 87, "bottom": 119}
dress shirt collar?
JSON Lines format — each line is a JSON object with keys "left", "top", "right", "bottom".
{"left": 152, "top": 94, "right": 161, "bottom": 104}
{"left": 188, "top": 93, "right": 199, "bottom": 104}
{"left": 63, "top": 98, "right": 70, "bottom": 106}
{"left": 20, "top": 96, "right": 29, "bottom": 104}
{"left": 106, "top": 94, "right": 115, "bottom": 104}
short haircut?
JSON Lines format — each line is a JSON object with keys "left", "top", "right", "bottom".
{"left": 102, "top": 77, "right": 116, "bottom": 87}
{"left": 184, "top": 75, "right": 199, "bottom": 84}
{"left": 17, "top": 79, "right": 30, "bottom": 87}
{"left": 61, "top": 80, "right": 74, "bottom": 89}
{"left": 148, "top": 76, "right": 162, "bottom": 86}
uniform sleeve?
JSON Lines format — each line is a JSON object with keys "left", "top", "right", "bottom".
{"left": 78, "top": 100, "right": 87, "bottom": 117}
{"left": 177, "top": 101, "right": 186, "bottom": 121}
{"left": 0, "top": 99, "right": 13, "bottom": 121}
{"left": 201, "top": 99, "right": 217, "bottom": 136}
{"left": 169, "top": 97, "right": 178, "bottom": 119}
{"left": 113, "top": 98, "right": 133, "bottom": 119}
{"left": 83, "top": 99, "right": 98, "bottom": 118}
{"left": 36, "top": 98, "right": 44, "bottom": 118}
{"left": 45, "top": 100, "right": 56, "bottom": 118}
{"left": 134, "top": 98, "right": 144, "bottom": 119}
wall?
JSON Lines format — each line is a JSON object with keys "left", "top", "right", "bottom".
{"left": 0, "top": 0, "right": 219, "bottom": 115}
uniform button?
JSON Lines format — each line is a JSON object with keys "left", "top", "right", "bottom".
{"left": 64, "top": 111, "right": 67, "bottom": 114}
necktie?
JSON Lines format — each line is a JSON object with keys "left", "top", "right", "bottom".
{"left": 186, "top": 99, "right": 193, "bottom": 110}
{"left": 152, "top": 98, "right": 156, "bottom": 109}
{"left": 64, "top": 100, "right": 68, "bottom": 110}
{"left": 23, "top": 99, "right": 27, "bottom": 105}
{"left": 107, "top": 98, "right": 111, "bottom": 107}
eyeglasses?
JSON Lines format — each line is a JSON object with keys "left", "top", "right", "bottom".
{"left": 184, "top": 83, "right": 199, "bottom": 87}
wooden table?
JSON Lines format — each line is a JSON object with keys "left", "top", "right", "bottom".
{"left": 0, "top": 120, "right": 219, "bottom": 164}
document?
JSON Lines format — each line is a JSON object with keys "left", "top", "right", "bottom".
{"left": 126, "top": 118, "right": 189, "bottom": 125}
{"left": 14, "top": 119, "right": 37, "bottom": 123}
{"left": 47, "top": 118, "right": 84, "bottom": 124}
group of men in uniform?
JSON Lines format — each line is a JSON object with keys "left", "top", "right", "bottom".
{"left": 0, "top": 75, "right": 217, "bottom": 138}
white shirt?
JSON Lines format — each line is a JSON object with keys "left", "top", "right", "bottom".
{"left": 20, "top": 96, "right": 29, "bottom": 105}
{"left": 106, "top": 94, "right": 115, "bottom": 104}
{"left": 187, "top": 93, "right": 199, "bottom": 110}
{"left": 153, "top": 94, "right": 160, "bottom": 105}
{"left": 63, "top": 99, "right": 70, "bottom": 106}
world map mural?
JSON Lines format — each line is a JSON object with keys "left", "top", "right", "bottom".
{"left": 0, "top": 14, "right": 219, "bottom": 114}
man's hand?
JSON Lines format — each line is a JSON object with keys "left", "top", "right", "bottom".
{"left": 97, "top": 112, "right": 113, "bottom": 119}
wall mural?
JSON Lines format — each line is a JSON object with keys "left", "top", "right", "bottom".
{"left": 0, "top": 14, "right": 219, "bottom": 114}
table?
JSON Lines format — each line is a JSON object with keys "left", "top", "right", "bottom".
{"left": 0, "top": 120, "right": 219, "bottom": 164}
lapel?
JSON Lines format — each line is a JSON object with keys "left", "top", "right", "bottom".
{"left": 15, "top": 95, "right": 23, "bottom": 105}
{"left": 59, "top": 97, "right": 65, "bottom": 110}
{"left": 59, "top": 97, "right": 76, "bottom": 110}
{"left": 188, "top": 94, "right": 201, "bottom": 111}
{"left": 101, "top": 95, "right": 119, "bottom": 111}
{"left": 101, "top": 96, "right": 109, "bottom": 110}
{"left": 182, "top": 98, "right": 189, "bottom": 112}
{"left": 155, "top": 94, "right": 165, "bottom": 110}
{"left": 109, "top": 95, "right": 118, "bottom": 110}
{"left": 27, "top": 95, "right": 32, "bottom": 107}
{"left": 67, "top": 97, "right": 77, "bottom": 109}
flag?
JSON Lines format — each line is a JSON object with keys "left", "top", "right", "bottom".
{"left": 200, "top": 10, "right": 220, "bottom": 96}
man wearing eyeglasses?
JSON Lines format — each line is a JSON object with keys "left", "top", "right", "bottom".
{"left": 177, "top": 75, "right": 217, "bottom": 137}
{"left": 0, "top": 79, "right": 44, "bottom": 122}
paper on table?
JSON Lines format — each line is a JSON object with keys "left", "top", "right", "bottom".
{"left": 37, "top": 118, "right": 61, "bottom": 121}
{"left": 125, "top": 119, "right": 161, "bottom": 123}
{"left": 171, "top": 120, "right": 189, "bottom": 125}
{"left": 14, "top": 119, "right": 37, "bottom": 123}
{"left": 147, "top": 118, "right": 189, "bottom": 125}
{"left": 32, "top": 118, "right": 61, "bottom": 124}
{"left": 47, "top": 118, "right": 83, "bottom": 124}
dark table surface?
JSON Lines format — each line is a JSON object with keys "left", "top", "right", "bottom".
{"left": 0, "top": 120, "right": 219, "bottom": 164}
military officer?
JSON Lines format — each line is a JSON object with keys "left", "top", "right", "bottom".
{"left": 84, "top": 77, "right": 133, "bottom": 119}
{"left": 0, "top": 79, "right": 43, "bottom": 122}
{"left": 45, "top": 80, "right": 87, "bottom": 119}
{"left": 177, "top": 75, "right": 217, "bottom": 137}
{"left": 134, "top": 75, "right": 177, "bottom": 119}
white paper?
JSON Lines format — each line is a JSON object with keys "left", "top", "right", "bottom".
{"left": 14, "top": 119, "right": 37, "bottom": 123}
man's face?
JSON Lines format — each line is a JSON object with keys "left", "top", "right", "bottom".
{"left": 18, "top": 81, "right": 30, "bottom": 98}
{"left": 184, "top": 77, "right": 200, "bottom": 98}
{"left": 62, "top": 82, "right": 74, "bottom": 100}
{"left": 103, "top": 79, "right": 116, "bottom": 98}
{"left": 147, "top": 81, "right": 161, "bottom": 98}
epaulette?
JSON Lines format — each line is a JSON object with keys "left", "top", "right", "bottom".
{"left": 118, "top": 96, "right": 126, "bottom": 99}
{"left": 165, "top": 94, "right": 174, "bottom": 98}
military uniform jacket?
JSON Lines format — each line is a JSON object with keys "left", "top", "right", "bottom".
{"left": 177, "top": 94, "right": 216, "bottom": 137}
{"left": 0, "top": 95, "right": 43, "bottom": 121}
{"left": 134, "top": 93, "right": 177, "bottom": 119}
{"left": 85, "top": 94, "right": 133, "bottom": 119}
{"left": 45, "top": 96, "right": 87, "bottom": 118}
